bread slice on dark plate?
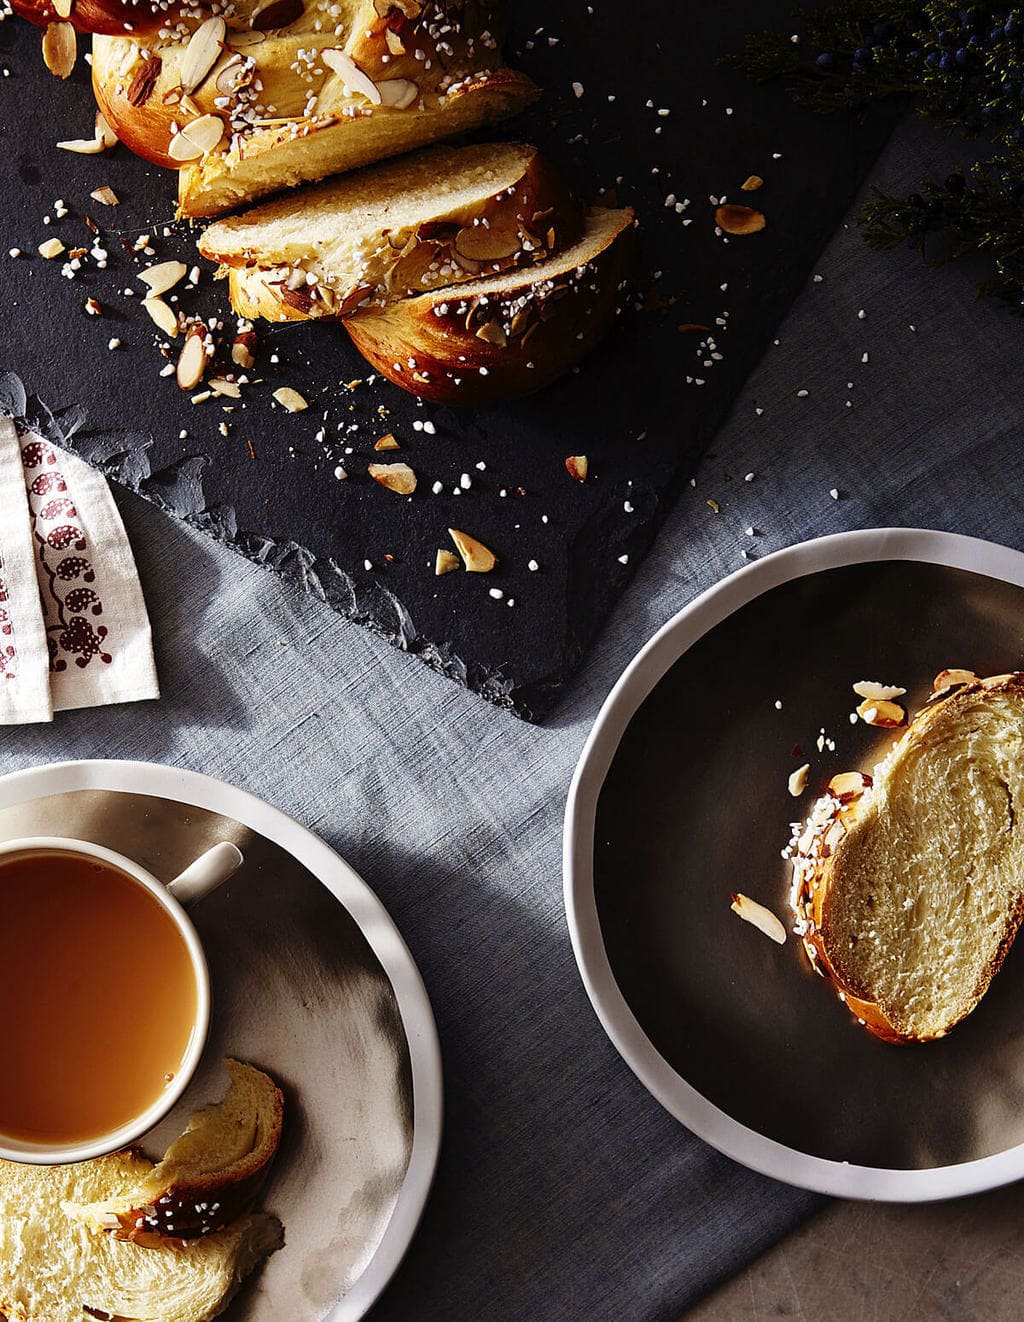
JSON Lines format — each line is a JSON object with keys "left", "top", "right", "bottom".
{"left": 791, "top": 671, "right": 1024, "bottom": 1042}
{"left": 199, "top": 142, "right": 583, "bottom": 322}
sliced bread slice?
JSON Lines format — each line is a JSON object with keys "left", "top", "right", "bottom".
{"left": 90, "top": 0, "right": 540, "bottom": 217}
{"left": 65, "top": 1059, "right": 284, "bottom": 1243}
{"left": 199, "top": 142, "right": 582, "bottom": 322}
{"left": 344, "top": 205, "right": 636, "bottom": 405}
{"left": 0, "top": 1150, "right": 281, "bottom": 1322}
{"left": 791, "top": 671, "right": 1024, "bottom": 1042}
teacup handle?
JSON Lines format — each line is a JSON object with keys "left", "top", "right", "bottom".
{"left": 167, "top": 842, "right": 243, "bottom": 906}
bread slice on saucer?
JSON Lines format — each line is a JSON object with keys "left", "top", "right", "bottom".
{"left": 0, "top": 1153, "right": 281, "bottom": 1322}
{"left": 791, "top": 672, "right": 1024, "bottom": 1042}
{"left": 198, "top": 142, "right": 583, "bottom": 322}
{"left": 343, "top": 204, "right": 635, "bottom": 404}
{"left": 65, "top": 1059, "right": 284, "bottom": 1243}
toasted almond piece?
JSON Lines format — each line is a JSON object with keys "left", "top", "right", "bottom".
{"left": 788, "top": 763, "right": 810, "bottom": 797}
{"left": 828, "top": 771, "right": 873, "bottom": 802}
{"left": 933, "top": 667, "right": 977, "bottom": 692}
{"left": 384, "top": 29, "right": 406, "bottom": 55}
{"left": 176, "top": 329, "right": 208, "bottom": 389}
{"left": 57, "top": 136, "right": 106, "bottom": 154}
{"left": 90, "top": 186, "right": 119, "bottom": 206}
{"left": 453, "top": 224, "right": 521, "bottom": 263}
{"left": 852, "top": 680, "right": 907, "bottom": 702}
{"left": 231, "top": 332, "right": 256, "bottom": 368}
{"left": 126, "top": 55, "right": 162, "bottom": 107}
{"left": 322, "top": 49, "right": 381, "bottom": 104}
{"left": 84, "top": 297, "right": 102, "bottom": 316}
{"left": 856, "top": 697, "right": 905, "bottom": 728}
{"left": 215, "top": 55, "right": 252, "bottom": 95}
{"left": 38, "top": 238, "right": 65, "bottom": 259}
{"left": 435, "top": 548, "right": 460, "bottom": 576}
{"left": 143, "top": 296, "right": 179, "bottom": 337}
{"left": 474, "top": 321, "right": 507, "bottom": 347}
{"left": 741, "top": 174, "right": 764, "bottom": 191}
{"left": 168, "top": 114, "right": 224, "bottom": 162}
{"left": 42, "top": 21, "right": 76, "bottom": 78}
{"left": 715, "top": 204, "right": 766, "bottom": 236}
{"left": 209, "top": 377, "right": 241, "bottom": 398}
{"left": 374, "top": 433, "right": 399, "bottom": 451}
{"left": 565, "top": 455, "right": 589, "bottom": 483}
{"left": 272, "top": 386, "right": 307, "bottom": 413}
{"left": 730, "top": 893, "right": 787, "bottom": 945}
{"left": 139, "top": 260, "right": 188, "bottom": 297}
{"left": 448, "top": 528, "right": 496, "bottom": 573}
{"left": 368, "top": 461, "right": 416, "bottom": 495}
{"left": 179, "top": 16, "right": 226, "bottom": 93}
{"left": 95, "top": 111, "right": 118, "bottom": 150}
{"left": 53, "top": 0, "right": 73, "bottom": 15}
{"left": 376, "top": 77, "right": 419, "bottom": 109}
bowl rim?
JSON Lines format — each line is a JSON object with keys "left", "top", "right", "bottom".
{"left": 563, "top": 527, "right": 1024, "bottom": 1202}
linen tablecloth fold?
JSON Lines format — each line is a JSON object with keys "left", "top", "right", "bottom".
{"left": 0, "top": 417, "right": 159, "bottom": 723}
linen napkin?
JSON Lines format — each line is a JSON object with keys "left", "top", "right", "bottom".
{"left": 0, "top": 417, "right": 159, "bottom": 724}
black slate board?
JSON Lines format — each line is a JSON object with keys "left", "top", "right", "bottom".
{"left": 0, "top": 2, "right": 895, "bottom": 720}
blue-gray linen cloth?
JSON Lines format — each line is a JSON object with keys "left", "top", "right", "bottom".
{"left": 4, "top": 117, "right": 1024, "bottom": 1320}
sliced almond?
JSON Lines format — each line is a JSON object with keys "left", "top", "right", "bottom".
{"left": 933, "top": 667, "right": 976, "bottom": 692}
{"left": 376, "top": 77, "right": 418, "bottom": 108}
{"left": 209, "top": 377, "right": 241, "bottom": 398}
{"left": 42, "top": 22, "right": 76, "bottom": 79}
{"left": 828, "top": 771, "right": 873, "bottom": 802}
{"left": 852, "top": 680, "right": 907, "bottom": 702}
{"left": 715, "top": 204, "right": 766, "bottom": 236}
{"left": 448, "top": 528, "right": 496, "bottom": 573}
{"left": 741, "top": 174, "right": 764, "bottom": 191}
{"left": 435, "top": 548, "right": 460, "bottom": 576}
{"left": 730, "top": 893, "right": 787, "bottom": 945}
{"left": 179, "top": 16, "right": 226, "bottom": 93}
{"left": 176, "top": 329, "right": 208, "bottom": 388}
{"left": 322, "top": 49, "right": 382, "bottom": 104}
{"left": 143, "top": 296, "right": 179, "bottom": 337}
{"left": 167, "top": 114, "right": 225, "bottom": 162}
{"left": 374, "top": 433, "right": 399, "bottom": 451}
{"left": 272, "top": 386, "right": 307, "bottom": 412}
{"left": 384, "top": 28, "right": 406, "bottom": 55}
{"left": 475, "top": 321, "right": 507, "bottom": 347}
{"left": 231, "top": 332, "right": 256, "bottom": 368}
{"left": 90, "top": 186, "right": 119, "bottom": 206}
{"left": 53, "top": 0, "right": 73, "bottom": 16}
{"left": 787, "top": 763, "right": 810, "bottom": 797}
{"left": 453, "top": 224, "right": 521, "bottom": 263}
{"left": 139, "top": 260, "right": 187, "bottom": 297}
{"left": 215, "top": 55, "right": 252, "bottom": 95}
{"left": 95, "top": 111, "right": 118, "bottom": 150}
{"left": 38, "top": 238, "right": 65, "bottom": 259}
{"left": 252, "top": 0, "right": 303, "bottom": 27}
{"left": 368, "top": 461, "right": 416, "bottom": 495}
{"left": 126, "top": 55, "right": 162, "bottom": 107}
{"left": 57, "top": 136, "right": 106, "bottom": 155}
{"left": 565, "top": 455, "right": 588, "bottom": 483}
{"left": 856, "top": 697, "right": 905, "bottom": 728}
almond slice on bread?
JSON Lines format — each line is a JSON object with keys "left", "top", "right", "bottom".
{"left": 198, "top": 142, "right": 583, "bottom": 322}
{"left": 344, "top": 206, "right": 636, "bottom": 405}
{"left": 65, "top": 1058, "right": 283, "bottom": 1243}
{"left": 791, "top": 672, "right": 1024, "bottom": 1042}
{"left": 0, "top": 1151, "right": 281, "bottom": 1322}
{"left": 90, "top": 0, "right": 540, "bottom": 218}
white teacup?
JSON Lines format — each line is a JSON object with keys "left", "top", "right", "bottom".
{"left": 0, "top": 836, "right": 242, "bottom": 1165}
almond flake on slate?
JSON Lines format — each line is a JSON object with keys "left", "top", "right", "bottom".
{"left": 449, "top": 528, "right": 497, "bottom": 573}
{"left": 143, "top": 296, "right": 179, "bottom": 337}
{"left": 90, "top": 186, "right": 120, "bottom": 206}
{"left": 565, "top": 454, "right": 589, "bottom": 483}
{"left": 231, "top": 333, "right": 256, "bottom": 368}
{"left": 209, "top": 378, "right": 241, "bottom": 398}
{"left": 851, "top": 680, "right": 906, "bottom": 702}
{"left": 715, "top": 204, "right": 766, "bottom": 236}
{"left": 435, "top": 549, "right": 460, "bottom": 576}
{"left": 856, "top": 697, "right": 905, "bottom": 728}
{"left": 374, "top": 432, "right": 399, "bottom": 451}
{"left": 57, "top": 135, "right": 106, "bottom": 154}
{"left": 828, "top": 771, "right": 872, "bottom": 802}
{"left": 730, "top": 893, "right": 787, "bottom": 945}
{"left": 787, "top": 763, "right": 810, "bottom": 797}
{"left": 179, "top": 16, "right": 226, "bottom": 93}
{"left": 42, "top": 22, "right": 76, "bottom": 78}
{"left": 272, "top": 386, "right": 307, "bottom": 412}
{"left": 741, "top": 174, "right": 764, "bottom": 191}
{"left": 322, "top": 48, "right": 381, "bottom": 104}
{"left": 38, "top": 238, "right": 65, "bottom": 259}
{"left": 933, "top": 667, "right": 977, "bottom": 692}
{"left": 95, "top": 111, "right": 118, "bottom": 149}
{"left": 176, "top": 329, "right": 208, "bottom": 389}
{"left": 368, "top": 462, "right": 416, "bottom": 495}
{"left": 139, "top": 260, "right": 188, "bottom": 296}
{"left": 168, "top": 114, "right": 225, "bottom": 162}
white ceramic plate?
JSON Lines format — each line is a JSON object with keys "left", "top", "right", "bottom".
{"left": 564, "top": 529, "right": 1024, "bottom": 1201}
{"left": 0, "top": 759, "right": 442, "bottom": 1319}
